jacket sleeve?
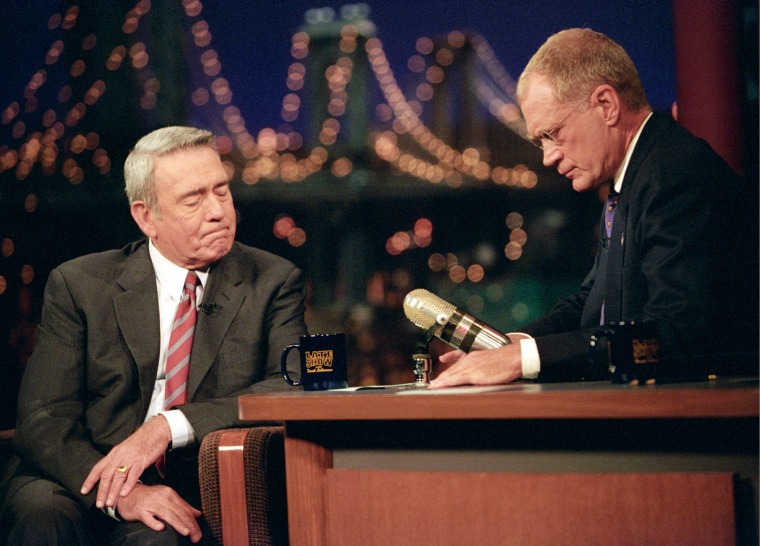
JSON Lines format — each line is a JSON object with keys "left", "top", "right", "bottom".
{"left": 179, "top": 262, "right": 308, "bottom": 439}
{"left": 13, "top": 268, "right": 103, "bottom": 507}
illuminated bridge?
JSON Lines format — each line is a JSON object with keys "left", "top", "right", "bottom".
{"left": 0, "top": 2, "right": 597, "bottom": 344}
{"left": 0, "top": 2, "right": 564, "bottom": 200}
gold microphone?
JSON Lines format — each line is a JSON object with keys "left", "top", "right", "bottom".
{"left": 403, "top": 289, "right": 510, "bottom": 352}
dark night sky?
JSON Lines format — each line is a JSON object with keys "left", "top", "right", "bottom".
{"left": 0, "top": 1, "right": 676, "bottom": 133}
{"left": 203, "top": 0, "right": 677, "bottom": 126}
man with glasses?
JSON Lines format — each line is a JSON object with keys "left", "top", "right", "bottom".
{"left": 431, "top": 28, "right": 757, "bottom": 387}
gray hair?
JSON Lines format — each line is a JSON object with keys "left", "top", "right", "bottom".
{"left": 516, "top": 28, "right": 649, "bottom": 111}
{"left": 124, "top": 126, "right": 217, "bottom": 214}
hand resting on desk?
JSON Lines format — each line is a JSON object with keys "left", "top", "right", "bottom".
{"left": 429, "top": 337, "right": 524, "bottom": 388}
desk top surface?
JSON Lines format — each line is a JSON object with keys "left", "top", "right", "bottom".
{"left": 238, "top": 378, "right": 759, "bottom": 422}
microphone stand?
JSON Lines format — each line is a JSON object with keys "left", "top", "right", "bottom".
{"left": 412, "top": 325, "right": 437, "bottom": 386}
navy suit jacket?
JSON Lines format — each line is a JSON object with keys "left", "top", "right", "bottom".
{"left": 9, "top": 239, "right": 307, "bottom": 507}
{"left": 522, "top": 112, "right": 758, "bottom": 380}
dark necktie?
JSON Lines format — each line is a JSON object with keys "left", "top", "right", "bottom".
{"left": 605, "top": 186, "right": 619, "bottom": 239}
{"left": 600, "top": 185, "right": 619, "bottom": 325}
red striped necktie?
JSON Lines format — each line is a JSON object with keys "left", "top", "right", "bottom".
{"left": 164, "top": 271, "right": 199, "bottom": 409}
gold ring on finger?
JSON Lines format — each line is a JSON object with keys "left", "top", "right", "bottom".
{"left": 117, "top": 465, "right": 128, "bottom": 473}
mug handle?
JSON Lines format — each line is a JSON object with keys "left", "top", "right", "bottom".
{"left": 281, "top": 344, "right": 302, "bottom": 386}
{"left": 588, "top": 326, "right": 615, "bottom": 373}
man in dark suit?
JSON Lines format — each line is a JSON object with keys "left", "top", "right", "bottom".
{"left": 431, "top": 28, "right": 757, "bottom": 387}
{"left": 1, "top": 126, "right": 307, "bottom": 544}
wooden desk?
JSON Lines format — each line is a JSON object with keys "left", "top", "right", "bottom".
{"left": 239, "top": 379, "right": 758, "bottom": 546}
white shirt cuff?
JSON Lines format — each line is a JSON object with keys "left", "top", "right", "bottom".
{"left": 159, "top": 409, "right": 196, "bottom": 449}
{"left": 519, "top": 337, "right": 541, "bottom": 379}
{"left": 103, "top": 480, "right": 142, "bottom": 521}
{"left": 105, "top": 505, "right": 120, "bottom": 521}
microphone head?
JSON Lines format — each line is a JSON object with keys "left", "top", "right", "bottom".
{"left": 403, "top": 289, "right": 456, "bottom": 330}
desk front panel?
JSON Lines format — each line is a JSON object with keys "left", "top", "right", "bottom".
{"left": 239, "top": 380, "right": 759, "bottom": 545}
{"left": 326, "top": 469, "right": 735, "bottom": 546}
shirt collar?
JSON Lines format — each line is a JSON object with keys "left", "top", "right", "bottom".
{"left": 612, "top": 112, "right": 652, "bottom": 193}
{"left": 148, "top": 240, "right": 208, "bottom": 302}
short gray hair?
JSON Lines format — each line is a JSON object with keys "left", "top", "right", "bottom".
{"left": 516, "top": 28, "right": 649, "bottom": 111}
{"left": 124, "top": 126, "right": 217, "bottom": 213}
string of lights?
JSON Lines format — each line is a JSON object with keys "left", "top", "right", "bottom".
{"left": 366, "top": 31, "right": 539, "bottom": 188}
{"left": 0, "top": 1, "right": 542, "bottom": 299}
{"left": 1, "top": 1, "right": 536, "bottom": 189}
{"left": 0, "top": 4, "right": 113, "bottom": 185}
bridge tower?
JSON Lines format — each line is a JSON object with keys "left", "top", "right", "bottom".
{"left": 300, "top": 4, "right": 376, "bottom": 159}
{"left": 429, "top": 34, "right": 487, "bottom": 152}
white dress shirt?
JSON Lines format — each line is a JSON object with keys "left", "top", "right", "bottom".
{"left": 147, "top": 240, "right": 209, "bottom": 448}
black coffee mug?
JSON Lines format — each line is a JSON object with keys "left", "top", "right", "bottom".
{"left": 589, "top": 320, "right": 660, "bottom": 384}
{"left": 281, "top": 333, "right": 349, "bottom": 390}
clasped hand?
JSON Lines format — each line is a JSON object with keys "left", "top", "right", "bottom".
{"left": 79, "top": 415, "right": 203, "bottom": 541}
{"left": 116, "top": 483, "right": 203, "bottom": 543}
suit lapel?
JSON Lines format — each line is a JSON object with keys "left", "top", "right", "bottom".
{"left": 581, "top": 203, "right": 611, "bottom": 327}
{"left": 603, "top": 113, "right": 668, "bottom": 322}
{"left": 112, "top": 242, "right": 249, "bottom": 404}
{"left": 113, "top": 243, "right": 161, "bottom": 414}
{"left": 187, "top": 247, "right": 246, "bottom": 400}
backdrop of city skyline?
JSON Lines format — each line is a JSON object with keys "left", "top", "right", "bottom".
{"left": 1, "top": 1, "right": 677, "bottom": 134}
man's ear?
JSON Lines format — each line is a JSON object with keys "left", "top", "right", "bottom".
{"left": 592, "top": 84, "right": 620, "bottom": 126}
{"left": 130, "top": 201, "right": 157, "bottom": 238}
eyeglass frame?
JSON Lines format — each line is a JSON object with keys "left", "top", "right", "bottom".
{"left": 530, "top": 103, "right": 588, "bottom": 150}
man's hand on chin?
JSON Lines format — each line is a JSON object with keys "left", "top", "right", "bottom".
{"left": 115, "top": 483, "right": 203, "bottom": 543}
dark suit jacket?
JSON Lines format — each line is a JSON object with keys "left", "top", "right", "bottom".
{"left": 7, "top": 239, "right": 307, "bottom": 507}
{"left": 521, "top": 112, "right": 758, "bottom": 381}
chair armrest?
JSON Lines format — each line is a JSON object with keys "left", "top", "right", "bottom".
{"left": 199, "top": 426, "right": 287, "bottom": 546}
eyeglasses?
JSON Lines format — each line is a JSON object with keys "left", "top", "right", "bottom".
{"left": 530, "top": 106, "right": 584, "bottom": 150}
{"left": 531, "top": 126, "right": 562, "bottom": 150}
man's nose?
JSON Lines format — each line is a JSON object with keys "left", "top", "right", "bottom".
{"left": 542, "top": 143, "right": 561, "bottom": 168}
{"left": 205, "top": 195, "right": 226, "bottom": 219}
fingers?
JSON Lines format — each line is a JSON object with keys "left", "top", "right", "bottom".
{"left": 119, "top": 484, "right": 203, "bottom": 542}
{"left": 98, "top": 457, "right": 130, "bottom": 508}
{"left": 104, "top": 464, "right": 131, "bottom": 508}
{"left": 119, "top": 469, "right": 143, "bottom": 499}
{"left": 141, "top": 502, "right": 201, "bottom": 542}
{"left": 80, "top": 417, "right": 173, "bottom": 506}
{"left": 430, "top": 346, "right": 523, "bottom": 388}
{"left": 140, "top": 514, "right": 166, "bottom": 533}
{"left": 81, "top": 452, "right": 142, "bottom": 508}
{"left": 429, "top": 368, "right": 469, "bottom": 388}
{"left": 81, "top": 457, "right": 127, "bottom": 508}
{"left": 80, "top": 458, "right": 106, "bottom": 495}
{"left": 90, "top": 459, "right": 131, "bottom": 509}
{"left": 429, "top": 350, "right": 467, "bottom": 388}
{"left": 429, "top": 358, "right": 471, "bottom": 388}
{"left": 431, "top": 366, "right": 489, "bottom": 388}
{"left": 438, "top": 349, "right": 465, "bottom": 364}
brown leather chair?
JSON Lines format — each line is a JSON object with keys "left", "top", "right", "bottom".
{"left": 198, "top": 427, "right": 288, "bottom": 546}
